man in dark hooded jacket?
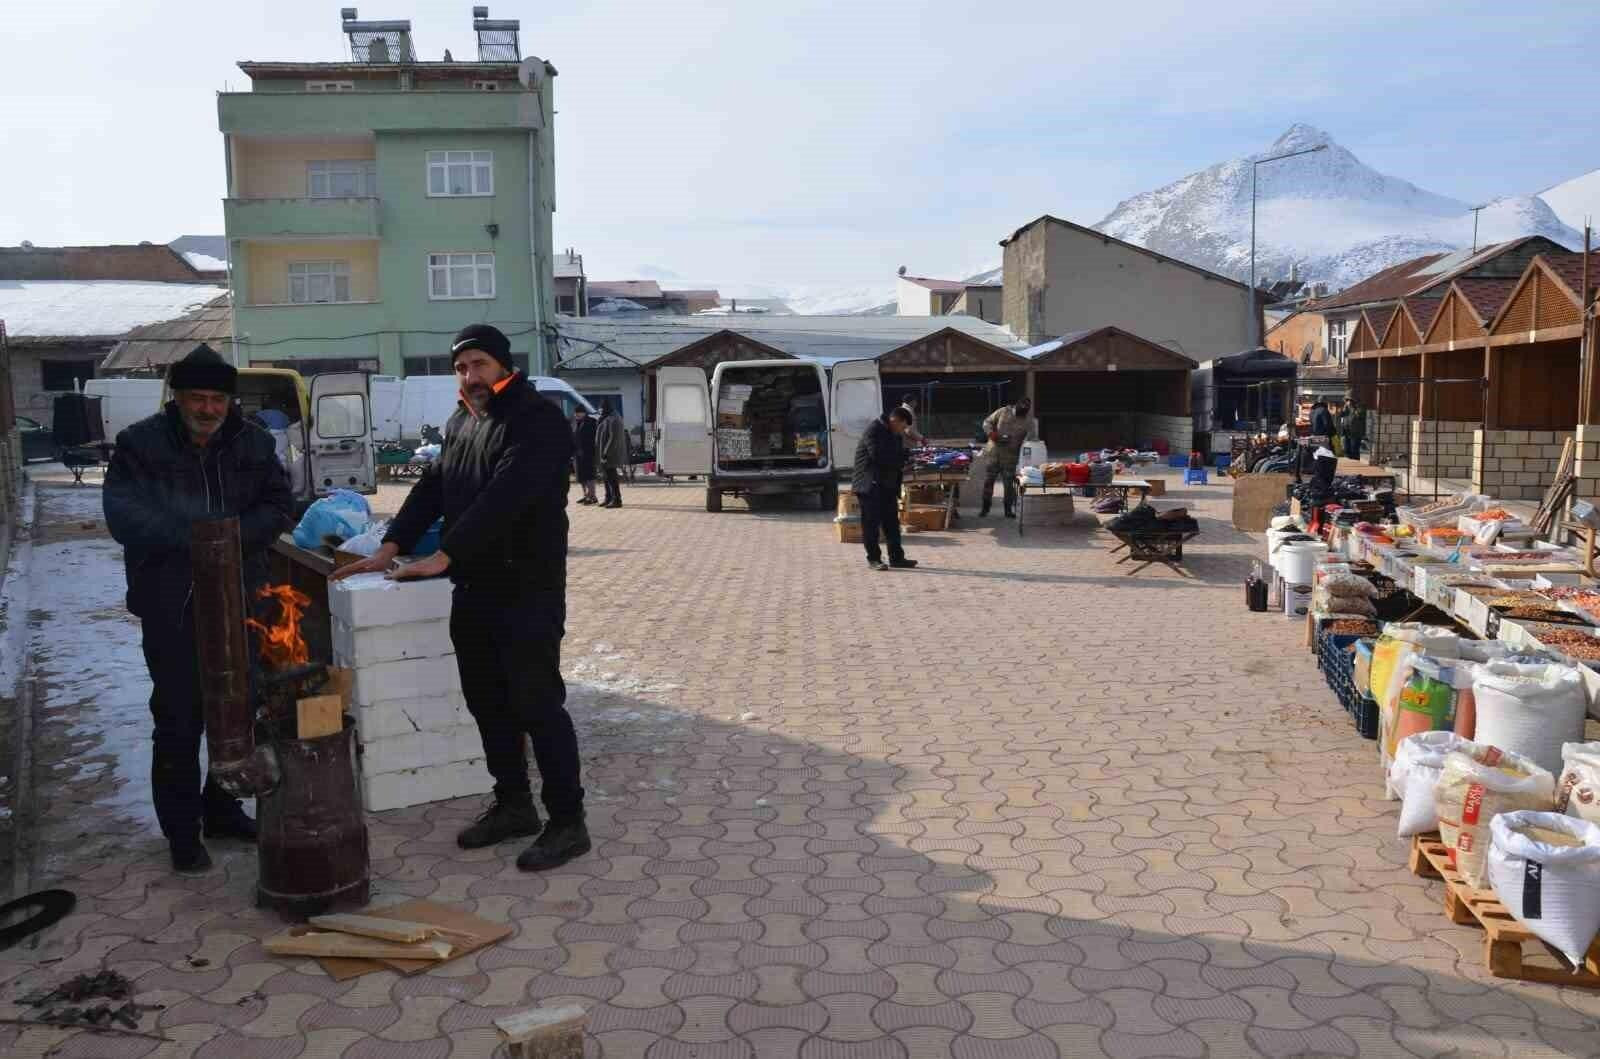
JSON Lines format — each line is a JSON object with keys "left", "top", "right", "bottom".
{"left": 104, "top": 344, "right": 294, "bottom": 874}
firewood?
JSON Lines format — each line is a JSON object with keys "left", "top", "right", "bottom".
{"left": 295, "top": 694, "right": 344, "bottom": 739}
{"left": 263, "top": 930, "right": 451, "bottom": 961}
{"left": 306, "top": 913, "right": 440, "bottom": 944}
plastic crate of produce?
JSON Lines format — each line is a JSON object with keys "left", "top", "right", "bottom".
{"left": 1353, "top": 693, "right": 1379, "bottom": 739}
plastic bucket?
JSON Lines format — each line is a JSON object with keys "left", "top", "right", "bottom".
{"left": 1278, "top": 540, "right": 1329, "bottom": 585}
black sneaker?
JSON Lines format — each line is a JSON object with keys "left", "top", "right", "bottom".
{"left": 171, "top": 841, "right": 213, "bottom": 876}
{"left": 979, "top": 507, "right": 991, "bottom": 517}
{"left": 457, "top": 800, "right": 542, "bottom": 850}
{"left": 1004, "top": 510, "right": 1016, "bottom": 519}
{"left": 889, "top": 558, "right": 919, "bottom": 569}
{"left": 202, "top": 803, "right": 258, "bottom": 843}
{"left": 867, "top": 559, "right": 888, "bottom": 571}
{"left": 516, "top": 817, "right": 592, "bottom": 872}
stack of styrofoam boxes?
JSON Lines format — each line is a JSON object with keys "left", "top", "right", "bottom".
{"left": 329, "top": 573, "right": 491, "bottom": 812}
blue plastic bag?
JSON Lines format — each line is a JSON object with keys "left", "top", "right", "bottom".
{"left": 292, "top": 489, "right": 371, "bottom": 549}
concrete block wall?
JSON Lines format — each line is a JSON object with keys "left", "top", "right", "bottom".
{"left": 1573, "top": 425, "right": 1600, "bottom": 511}
{"left": 1136, "top": 413, "right": 1194, "bottom": 457}
{"left": 1475, "top": 428, "right": 1574, "bottom": 501}
{"left": 329, "top": 573, "right": 491, "bottom": 812}
{"left": 1409, "top": 419, "right": 1476, "bottom": 485}
{"left": 1371, "top": 413, "right": 1413, "bottom": 472}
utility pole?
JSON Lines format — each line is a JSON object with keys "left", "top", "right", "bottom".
{"left": 1470, "top": 204, "right": 1487, "bottom": 253}
{"left": 1251, "top": 143, "right": 1326, "bottom": 347}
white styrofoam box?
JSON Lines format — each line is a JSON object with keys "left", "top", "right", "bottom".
{"left": 360, "top": 723, "right": 484, "bottom": 776}
{"left": 333, "top": 617, "right": 452, "bottom": 668}
{"left": 329, "top": 572, "right": 453, "bottom": 630}
{"left": 352, "top": 655, "right": 462, "bottom": 706}
{"left": 363, "top": 758, "right": 494, "bottom": 812}
{"left": 354, "top": 694, "right": 472, "bottom": 742}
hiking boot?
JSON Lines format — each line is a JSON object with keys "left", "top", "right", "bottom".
{"left": 202, "top": 802, "right": 258, "bottom": 843}
{"left": 889, "top": 558, "right": 919, "bottom": 569}
{"left": 457, "top": 800, "right": 542, "bottom": 850}
{"left": 867, "top": 559, "right": 888, "bottom": 572}
{"left": 171, "top": 841, "right": 213, "bottom": 876}
{"left": 516, "top": 817, "right": 592, "bottom": 872}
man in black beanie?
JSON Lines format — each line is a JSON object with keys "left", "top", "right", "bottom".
{"left": 335, "top": 324, "right": 591, "bottom": 872}
{"left": 104, "top": 343, "right": 294, "bottom": 874}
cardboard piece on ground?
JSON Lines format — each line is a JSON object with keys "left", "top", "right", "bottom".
{"left": 296, "top": 694, "right": 344, "bottom": 739}
{"left": 314, "top": 899, "right": 513, "bottom": 980}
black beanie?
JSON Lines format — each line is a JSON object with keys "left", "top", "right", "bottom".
{"left": 168, "top": 343, "right": 237, "bottom": 394}
{"left": 451, "top": 324, "right": 515, "bottom": 372}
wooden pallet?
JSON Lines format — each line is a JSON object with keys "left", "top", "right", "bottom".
{"left": 1409, "top": 833, "right": 1600, "bottom": 987}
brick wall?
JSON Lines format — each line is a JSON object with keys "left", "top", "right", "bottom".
{"left": 1370, "top": 412, "right": 1414, "bottom": 472}
{"left": 1575, "top": 425, "right": 1600, "bottom": 511}
{"left": 1476, "top": 428, "right": 1574, "bottom": 501}
{"left": 1409, "top": 419, "right": 1477, "bottom": 485}
{"left": 1136, "top": 413, "right": 1194, "bottom": 457}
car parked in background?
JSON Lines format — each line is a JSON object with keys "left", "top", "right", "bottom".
{"left": 16, "top": 415, "right": 56, "bottom": 462}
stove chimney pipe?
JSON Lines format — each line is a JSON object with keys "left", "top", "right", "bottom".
{"left": 191, "top": 517, "right": 279, "bottom": 796}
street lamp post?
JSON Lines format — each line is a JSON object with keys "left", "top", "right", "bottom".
{"left": 1250, "top": 143, "right": 1327, "bottom": 345}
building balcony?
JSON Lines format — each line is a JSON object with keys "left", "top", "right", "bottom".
{"left": 218, "top": 90, "right": 542, "bottom": 137}
{"left": 225, "top": 197, "right": 382, "bottom": 240}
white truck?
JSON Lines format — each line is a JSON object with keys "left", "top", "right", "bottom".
{"left": 655, "top": 358, "right": 881, "bottom": 512}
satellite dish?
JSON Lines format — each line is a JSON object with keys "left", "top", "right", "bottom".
{"left": 897, "top": 265, "right": 907, "bottom": 276}
{"left": 518, "top": 56, "right": 544, "bottom": 88}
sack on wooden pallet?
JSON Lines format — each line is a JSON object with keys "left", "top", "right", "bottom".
{"left": 1488, "top": 811, "right": 1600, "bottom": 969}
{"left": 1557, "top": 742, "right": 1600, "bottom": 826}
{"left": 1389, "top": 731, "right": 1479, "bottom": 837}
{"left": 1473, "top": 663, "right": 1588, "bottom": 778}
{"left": 1436, "top": 745, "right": 1556, "bottom": 889}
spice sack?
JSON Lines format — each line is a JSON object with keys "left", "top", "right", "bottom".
{"left": 1473, "top": 662, "right": 1587, "bottom": 777}
{"left": 1388, "top": 731, "right": 1480, "bottom": 838}
{"left": 1488, "top": 811, "right": 1600, "bottom": 969}
{"left": 1435, "top": 745, "right": 1556, "bottom": 889}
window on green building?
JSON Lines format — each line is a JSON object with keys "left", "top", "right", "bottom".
{"left": 427, "top": 252, "right": 495, "bottom": 300}
{"left": 288, "top": 261, "right": 352, "bottom": 304}
{"left": 426, "top": 150, "right": 493, "bottom": 197}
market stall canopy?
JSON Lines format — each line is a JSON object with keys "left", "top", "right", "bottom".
{"left": 102, "top": 293, "right": 233, "bottom": 373}
{"left": 1023, "top": 326, "right": 1194, "bottom": 371}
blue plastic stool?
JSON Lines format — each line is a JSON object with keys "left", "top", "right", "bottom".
{"left": 1184, "top": 468, "right": 1209, "bottom": 485}
{"left": 1215, "top": 454, "right": 1232, "bottom": 472}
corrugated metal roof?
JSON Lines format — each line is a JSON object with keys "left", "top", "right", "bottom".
{"left": 102, "top": 294, "right": 233, "bottom": 372}
{"left": 901, "top": 275, "right": 966, "bottom": 293}
{"left": 553, "top": 315, "right": 1026, "bottom": 371}
{"left": 1307, "top": 253, "right": 1449, "bottom": 312}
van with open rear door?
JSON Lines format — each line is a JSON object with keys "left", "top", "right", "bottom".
{"left": 165, "top": 368, "right": 376, "bottom": 507}
{"left": 656, "top": 358, "right": 881, "bottom": 512}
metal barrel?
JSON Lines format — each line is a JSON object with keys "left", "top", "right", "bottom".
{"left": 189, "top": 518, "right": 254, "bottom": 779}
{"left": 255, "top": 718, "right": 371, "bottom": 916}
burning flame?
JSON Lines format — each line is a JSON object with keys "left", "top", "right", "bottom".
{"left": 247, "top": 584, "right": 311, "bottom": 669}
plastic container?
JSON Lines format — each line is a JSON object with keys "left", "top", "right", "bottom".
{"left": 1278, "top": 540, "right": 1330, "bottom": 585}
{"left": 1019, "top": 439, "right": 1048, "bottom": 470}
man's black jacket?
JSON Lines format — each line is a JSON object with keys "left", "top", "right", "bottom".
{"left": 104, "top": 403, "right": 294, "bottom": 624}
{"left": 386, "top": 375, "right": 575, "bottom": 590}
{"left": 852, "top": 415, "right": 907, "bottom": 497}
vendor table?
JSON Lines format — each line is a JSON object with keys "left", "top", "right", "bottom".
{"left": 903, "top": 467, "right": 970, "bottom": 527}
{"left": 1012, "top": 480, "right": 1076, "bottom": 536}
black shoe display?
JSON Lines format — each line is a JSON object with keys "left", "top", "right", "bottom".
{"left": 171, "top": 841, "right": 213, "bottom": 876}
{"left": 889, "top": 558, "right": 919, "bottom": 569}
{"left": 457, "top": 800, "right": 543, "bottom": 849}
{"left": 516, "top": 817, "right": 592, "bottom": 872}
{"left": 202, "top": 803, "right": 258, "bottom": 843}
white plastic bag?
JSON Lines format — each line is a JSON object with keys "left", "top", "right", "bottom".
{"left": 1557, "top": 742, "right": 1600, "bottom": 826}
{"left": 1473, "top": 662, "right": 1588, "bottom": 777}
{"left": 1488, "top": 811, "right": 1600, "bottom": 969}
{"left": 1389, "top": 731, "right": 1479, "bottom": 837}
{"left": 340, "top": 518, "right": 391, "bottom": 558}
{"left": 1436, "top": 745, "right": 1556, "bottom": 889}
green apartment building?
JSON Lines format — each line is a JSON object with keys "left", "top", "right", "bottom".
{"left": 217, "top": 10, "right": 557, "bottom": 376}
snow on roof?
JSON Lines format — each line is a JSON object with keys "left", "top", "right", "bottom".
{"left": 181, "top": 252, "right": 228, "bottom": 272}
{"left": 900, "top": 275, "right": 966, "bottom": 293}
{"left": 0, "top": 280, "right": 229, "bottom": 341}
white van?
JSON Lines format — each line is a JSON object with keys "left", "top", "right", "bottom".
{"left": 83, "top": 378, "right": 165, "bottom": 441}
{"left": 370, "top": 375, "right": 403, "bottom": 443}
{"left": 399, "top": 374, "right": 594, "bottom": 442}
{"left": 656, "top": 358, "right": 881, "bottom": 512}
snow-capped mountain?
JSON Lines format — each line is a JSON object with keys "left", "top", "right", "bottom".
{"left": 1094, "top": 123, "right": 1584, "bottom": 290}
{"left": 1538, "top": 168, "right": 1600, "bottom": 234}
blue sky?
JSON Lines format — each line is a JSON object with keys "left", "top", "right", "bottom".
{"left": 2, "top": 0, "right": 1596, "bottom": 290}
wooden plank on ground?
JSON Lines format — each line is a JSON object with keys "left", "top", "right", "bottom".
{"left": 307, "top": 913, "right": 439, "bottom": 944}
{"left": 265, "top": 930, "right": 451, "bottom": 962}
